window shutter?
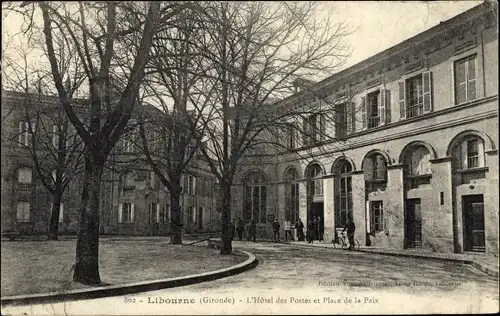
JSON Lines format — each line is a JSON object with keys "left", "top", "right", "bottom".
{"left": 364, "top": 157, "right": 373, "bottom": 182}
{"left": 422, "top": 71, "right": 433, "bottom": 113}
{"left": 130, "top": 203, "right": 135, "bottom": 223}
{"left": 461, "top": 139, "right": 468, "bottom": 169}
{"left": 379, "top": 88, "right": 386, "bottom": 126}
{"left": 52, "top": 125, "right": 57, "bottom": 148}
{"left": 361, "top": 96, "right": 366, "bottom": 129}
{"left": 59, "top": 203, "right": 64, "bottom": 223}
{"left": 370, "top": 205, "right": 375, "bottom": 233}
{"left": 399, "top": 81, "right": 406, "bottom": 119}
{"left": 192, "top": 177, "right": 197, "bottom": 195}
{"left": 478, "top": 139, "right": 485, "bottom": 167}
{"left": 384, "top": 90, "right": 391, "bottom": 124}
{"left": 346, "top": 102, "right": 354, "bottom": 134}
{"left": 118, "top": 203, "right": 123, "bottom": 223}
{"left": 19, "top": 122, "right": 25, "bottom": 145}
{"left": 320, "top": 114, "right": 326, "bottom": 141}
{"left": 156, "top": 203, "right": 161, "bottom": 223}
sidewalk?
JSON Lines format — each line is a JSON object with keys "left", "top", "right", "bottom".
{"left": 285, "top": 240, "right": 499, "bottom": 278}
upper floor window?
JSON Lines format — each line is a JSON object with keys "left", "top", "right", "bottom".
{"left": 335, "top": 102, "right": 355, "bottom": 137}
{"left": 399, "top": 71, "right": 432, "bottom": 120}
{"left": 362, "top": 88, "right": 390, "bottom": 129}
{"left": 454, "top": 55, "right": 477, "bottom": 105}
{"left": 303, "top": 114, "right": 325, "bottom": 146}
{"left": 121, "top": 119, "right": 137, "bottom": 153}
{"left": 17, "top": 167, "right": 33, "bottom": 183}
{"left": 286, "top": 122, "right": 299, "bottom": 150}
{"left": 18, "top": 122, "right": 33, "bottom": 147}
{"left": 183, "top": 174, "right": 196, "bottom": 195}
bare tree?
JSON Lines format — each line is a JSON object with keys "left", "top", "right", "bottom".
{"left": 8, "top": 1, "right": 191, "bottom": 284}
{"left": 183, "top": 2, "right": 353, "bottom": 254}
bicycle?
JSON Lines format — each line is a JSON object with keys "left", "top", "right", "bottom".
{"left": 332, "top": 232, "right": 360, "bottom": 250}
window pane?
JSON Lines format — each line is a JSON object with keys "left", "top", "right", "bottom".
{"left": 467, "top": 58, "right": 476, "bottom": 80}
{"left": 467, "top": 80, "right": 476, "bottom": 101}
{"left": 455, "top": 60, "right": 466, "bottom": 84}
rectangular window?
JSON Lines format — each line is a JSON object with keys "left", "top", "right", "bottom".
{"left": 454, "top": 55, "right": 477, "bottom": 105}
{"left": 16, "top": 201, "right": 30, "bottom": 222}
{"left": 371, "top": 201, "right": 384, "bottom": 232}
{"left": 18, "top": 167, "right": 32, "bottom": 184}
{"left": 50, "top": 202, "right": 65, "bottom": 223}
{"left": 164, "top": 204, "right": 170, "bottom": 223}
{"left": 119, "top": 202, "right": 134, "bottom": 223}
{"left": 406, "top": 75, "right": 424, "bottom": 118}
{"left": 440, "top": 192, "right": 444, "bottom": 206}
{"left": 286, "top": 123, "right": 298, "bottom": 150}
{"left": 466, "top": 138, "right": 479, "bottom": 168}
{"left": 186, "top": 175, "right": 196, "bottom": 195}
{"left": 149, "top": 203, "right": 159, "bottom": 223}
{"left": 18, "top": 122, "right": 33, "bottom": 147}
{"left": 335, "top": 103, "right": 347, "bottom": 138}
{"left": 367, "top": 91, "right": 380, "bottom": 128}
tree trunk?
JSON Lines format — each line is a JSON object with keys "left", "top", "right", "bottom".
{"left": 73, "top": 156, "right": 103, "bottom": 285}
{"left": 48, "top": 188, "right": 63, "bottom": 241}
{"left": 219, "top": 181, "right": 232, "bottom": 255}
{"left": 170, "top": 186, "right": 183, "bottom": 245}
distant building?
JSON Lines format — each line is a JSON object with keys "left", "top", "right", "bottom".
{"left": 230, "top": 2, "right": 498, "bottom": 254}
{"left": 1, "top": 90, "right": 219, "bottom": 236}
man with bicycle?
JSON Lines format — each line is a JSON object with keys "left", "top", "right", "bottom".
{"left": 341, "top": 217, "right": 356, "bottom": 250}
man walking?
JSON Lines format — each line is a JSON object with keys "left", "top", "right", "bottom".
{"left": 272, "top": 217, "right": 281, "bottom": 243}
{"left": 283, "top": 219, "right": 293, "bottom": 242}
{"left": 236, "top": 218, "right": 244, "bottom": 241}
{"left": 250, "top": 216, "right": 257, "bottom": 242}
{"left": 295, "top": 218, "right": 305, "bottom": 241}
{"left": 342, "top": 218, "right": 356, "bottom": 250}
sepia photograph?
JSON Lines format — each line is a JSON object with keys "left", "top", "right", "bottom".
{"left": 1, "top": 1, "right": 498, "bottom": 315}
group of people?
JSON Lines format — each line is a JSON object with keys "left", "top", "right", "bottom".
{"left": 306, "top": 216, "right": 324, "bottom": 243}
{"left": 229, "top": 215, "right": 357, "bottom": 251}
{"left": 231, "top": 217, "right": 257, "bottom": 242}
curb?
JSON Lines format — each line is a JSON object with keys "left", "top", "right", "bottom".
{"left": 1, "top": 250, "right": 258, "bottom": 307}
{"left": 275, "top": 241, "right": 499, "bottom": 278}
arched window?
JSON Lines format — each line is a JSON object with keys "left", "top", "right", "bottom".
{"left": 285, "top": 168, "right": 299, "bottom": 223}
{"left": 452, "top": 135, "right": 485, "bottom": 170}
{"left": 306, "top": 164, "right": 323, "bottom": 196}
{"left": 363, "top": 153, "right": 387, "bottom": 182}
{"left": 333, "top": 160, "right": 353, "bottom": 228}
{"left": 243, "top": 171, "right": 267, "bottom": 223}
{"left": 402, "top": 145, "right": 432, "bottom": 188}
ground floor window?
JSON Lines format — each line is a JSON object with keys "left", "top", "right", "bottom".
{"left": 119, "top": 202, "right": 134, "bottom": 223}
{"left": 149, "top": 203, "right": 161, "bottom": 224}
{"left": 16, "top": 201, "right": 30, "bottom": 223}
{"left": 370, "top": 201, "right": 384, "bottom": 232}
{"left": 244, "top": 185, "right": 267, "bottom": 223}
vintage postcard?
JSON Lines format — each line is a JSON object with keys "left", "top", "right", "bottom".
{"left": 1, "top": 1, "right": 498, "bottom": 315}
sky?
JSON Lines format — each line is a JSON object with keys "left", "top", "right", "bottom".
{"left": 1, "top": 1, "right": 483, "bottom": 88}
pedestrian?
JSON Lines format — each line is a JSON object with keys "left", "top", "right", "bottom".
{"left": 312, "top": 216, "right": 318, "bottom": 241}
{"left": 236, "top": 218, "right": 244, "bottom": 241}
{"left": 272, "top": 217, "right": 281, "bottom": 243}
{"left": 317, "top": 216, "right": 324, "bottom": 242}
{"left": 307, "top": 219, "right": 313, "bottom": 243}
{"left": 244, "top": 221, "right": 251, "bottom": 241}
{"left": 283, "top": 219, "right": 293, "bottom": 242}
{"left": 231, "top": 219, "right": 236, "bottom": 241}
{"left": 342, "top": 218, "right": 356, "bottom": 250}
{"left": 250, "top": 216, "right": 257, "bottom": 242}
{"left": 296, "top": 218, "right": 305, "bottom": 241}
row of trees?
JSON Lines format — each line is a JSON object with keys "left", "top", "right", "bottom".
{"left": 3, "top": 1, "right": 354, "bottom": 285}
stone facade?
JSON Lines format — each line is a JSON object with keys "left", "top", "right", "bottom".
{"left": 1, "top": 91, "right": 218, "bottom": 236}
{"left": 231, "top": 3, "right": 499, "bottom": 254}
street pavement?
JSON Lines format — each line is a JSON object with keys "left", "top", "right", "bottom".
{"left": 2, "top": 241, "right": 498, "bottom": 315}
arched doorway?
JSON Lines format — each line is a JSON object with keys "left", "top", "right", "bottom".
{"left": 306, "top": 163, "right": 324, "bottom": 241}
{"left": 332, "top": 160, "right": 353, "bottom": 230}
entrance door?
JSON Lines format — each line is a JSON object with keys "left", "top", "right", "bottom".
{"left": 308, "top": 202, "right": 324, "bottom": 241}
{"left": 405, "top": 199, "right": 422, "bottom": 248}
{"left": 462, "top": 195, "right": 485, "bottom": 252}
